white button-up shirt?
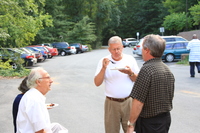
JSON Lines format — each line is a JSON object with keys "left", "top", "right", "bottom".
{"left": 17, "top": 88, "right": 52, "bottom": 133}
{"left": 187, "top": 39, "right": 200, "bottom": 62}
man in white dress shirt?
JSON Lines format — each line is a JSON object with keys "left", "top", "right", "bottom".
{"left": 187, "top": 34, "right": 200, "bottom": 77}
{"left": 16, "top": 67, "right": 68, "bottom": 133}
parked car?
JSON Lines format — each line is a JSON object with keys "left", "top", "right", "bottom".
{"left": 123, "top": 38, "right": 138, "bottom": 47}
{"left": 36, "top": 43, "right": 58, "bottom": 58}
{"left": 70, "top": 46, "right": 77, "bottom": 54}
{"left": 21, "top": 47, "right": 44, "bottom": 62}
{"left": 69, "top": 43, "right": 83, "bottom": 54}
{"left": 82, "top": 45, "right": 89, "bottom": 52}
{"left": 25, "top": 47, "right": 47, "bottom": 61}
{"left": 12, "top": 48, "right": 37, "bottom": 66}
{"left": 27, "top": 46, "right": 50, "bottom": 59}
{"left": 44, "top": 46, "right": 58, "bottom": 57}
{"left": 32, "top": 46, "right": 52, "bottom": 58}
{"left": 132, "top": 38, "right": 144, "bottom": 56}
{"left": 51, "top": 42, "right": 72, "bottom": 56}
{"left": 162, "top": 36, "right": 188, "bottom": 42}
{"left": 162, "top": 41, "right": 189, "bottom": 62}
{"left": 133, "top": 36, "right": 188, "bottom": 56}
{"left": 0, "top": 48, "right": 36, "bottom": 68}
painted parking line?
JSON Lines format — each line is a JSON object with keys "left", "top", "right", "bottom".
{"left": 181, "top": 90, "right": 200, "bottom": 97}
{"left": 52, "top": 82, "right": 60, "bottom": 85}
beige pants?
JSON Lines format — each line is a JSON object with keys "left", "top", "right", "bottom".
{"left": 104, "top": 97, "right": 132, "bottom": 133}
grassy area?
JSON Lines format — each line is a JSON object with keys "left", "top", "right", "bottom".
{"left": 177, "top": 55, "right": 189, "bottom": 65}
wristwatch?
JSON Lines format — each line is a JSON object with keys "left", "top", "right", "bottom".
{"left": 127, "top": 120, "right": 135, "bottom": 127}
{"left": 129, "top": 73, "right": 134, "bottom": 77}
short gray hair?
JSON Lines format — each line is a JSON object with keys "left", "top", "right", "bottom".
{"left": 27, "top": 67, "right": 47, "bottom": 88}
{"left": 108, "top": 36, "right": 122, "bottom": 46}
{"left": 143, "top": 34, "right": 166, "bottom": 57}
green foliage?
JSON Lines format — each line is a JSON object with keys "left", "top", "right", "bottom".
{"left": 0, "top": 0, "right": 53, "bottom": 47}
{"left": 163, "top": 0, "right": 185, "bottom": 13}
{"left": 0, "top": 60, "right": 12, "bottom": 69}
{"left": 85, "top": 44, "right": 92, "bottom": 51}
{"left": 1, "top": 0, "right": 200, "bottom": 49}
{"left": 163, "top": 0, "right": 198, "bottom": 13}
{"left": 0, "top": 67, "right": 30, "bottom": 77}
{"left": 163, "top": 12, "right": 192, "bottom": 33}
{"left": 0, "top": 60, "right": 30, "bottom": 77}
{"left": 66, "top": 16, "right": 97, "bottom": 44}
{"left": 189, "top": 1, "right": 200, "bottom": 26}
{"left": 177, "top": 55, "right": 189, "bottom": 65}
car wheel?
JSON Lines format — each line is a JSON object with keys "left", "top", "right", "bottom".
{"left": 60, "top": 51, "right": 66, "bottom": 56}
{"left": 11, "top": 63, "right": 17, "bottom": 69}
{"left": 128, "top": 44, "right": 132, "bottom": 47}
{"left": 165, "top": 54, "right": 174, "bottom": 62}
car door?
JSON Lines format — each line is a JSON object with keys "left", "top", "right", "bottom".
{"left": 172, "top": 42, "right": 187, "bottom": 59}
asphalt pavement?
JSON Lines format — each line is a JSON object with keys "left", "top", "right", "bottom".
{"left": 0, "top": 47, "right": 200, "bottom": 133}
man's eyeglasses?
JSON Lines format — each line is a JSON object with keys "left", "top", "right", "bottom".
{"left": 39, "top": 77, "right": 51, "bottom": 79}
{"left": 110, "top": 47, "right": 122, "bottom": 51}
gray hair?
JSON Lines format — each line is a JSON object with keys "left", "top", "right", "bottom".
{"left": 108, "top": 36, "right": 122, "bottom": 46}
{"left": 18, "top": 76, "right": 29, "bottom": 93}
{"left": 193, "top": 34, "right": 197, "bottom": 39}
{"left": 26, "top": 67, "right": 47, "bottom": 88}
{"left": 143, "top": 34, "right": 166, "bottom": 57}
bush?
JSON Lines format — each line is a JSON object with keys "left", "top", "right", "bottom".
{"left": 177, "top": 55, "right": 189, "bottom": 65}
{"left": 0, "top": 60, "right": 30, "bottom": 78}
{"left": 85, "top": 44, "right": 92, "bottom": 51}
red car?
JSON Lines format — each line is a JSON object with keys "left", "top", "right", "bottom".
{"left": 44, "top": 46, "right": 58, "bottom": 57}
{"left": 37, "top": 43, "right": 58, "bottom": 58}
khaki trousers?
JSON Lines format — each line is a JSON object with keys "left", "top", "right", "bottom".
{"left": 104, "top": 97, "right": 132, "bottom": 133}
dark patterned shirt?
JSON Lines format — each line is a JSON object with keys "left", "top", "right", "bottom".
{"left": 130, "top": 58, "right": 175, "bottom": 118}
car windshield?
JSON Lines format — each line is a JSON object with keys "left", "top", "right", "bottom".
{"left": 35, "top": 47, "right": 46, "bottom": 51}
{"left": 53, "top": 43, "right": 69, "bottom": 48}
{"left": 163, "top": 38, "right": 175, "bottom": 42}
{"left": 12, "top": 48, "right": 26, "bottom": 54}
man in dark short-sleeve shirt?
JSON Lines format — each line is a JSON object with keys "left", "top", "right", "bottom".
{"left": 126, "top": 34, "right": 175, "bottom": 133}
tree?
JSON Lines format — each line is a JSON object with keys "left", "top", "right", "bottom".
{"left": 163, "top": 12, "right": 192, "bottom": 34}
{"left": 66, "top": 16, "right": 97, "bottom": 44}
{"left": 112, "top": 0, "right": 168, "bottom": 39}
{"left": 189, "top": 1, "right": 200, "bottom": 28}
{"left": 0, "top": 0, "right": 52, "bottom": 47}
{"left": 163, "top": 0, "right": 198, "bottom": 13}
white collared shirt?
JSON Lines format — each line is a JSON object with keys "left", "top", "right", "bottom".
{"left": 95, "top": 54, "right": 140, "bottom": 98}
{"left": 187, "top": 39, "right": 200, "bottom": 62}
{"left": 16, "top": 88, "right": 52, "bottom": 133}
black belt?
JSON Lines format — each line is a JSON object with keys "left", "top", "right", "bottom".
{"left": 106, "top": 96, "right": 130, "bottom": 102}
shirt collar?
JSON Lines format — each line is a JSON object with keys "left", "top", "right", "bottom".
{"left": 143, "top": 57, "right": 162, "bottom": 65}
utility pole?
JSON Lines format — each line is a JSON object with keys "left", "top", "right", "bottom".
{"left": 186, "top": 0, "right": 188, "bottom": 31}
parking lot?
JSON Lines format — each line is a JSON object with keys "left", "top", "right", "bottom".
{"left": 0, "top": 47, "right": 200, "bottom": 133}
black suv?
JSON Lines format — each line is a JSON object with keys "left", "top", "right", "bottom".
{"left": 51, "top": 42, "right": 71, "bottom": 56}
{"left": 69, "top": 43, "right": 83, "bottom": 54}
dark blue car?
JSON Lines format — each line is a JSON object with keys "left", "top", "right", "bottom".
{"left": 162, "top": 41, "right": 189, "bottom": 62}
